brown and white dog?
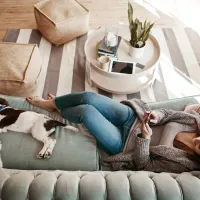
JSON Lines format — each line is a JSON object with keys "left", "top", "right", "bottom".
{"left": 0, "top": 97, "right": 78, "bottom": 159}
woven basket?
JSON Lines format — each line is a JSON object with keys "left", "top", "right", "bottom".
{"left": 0, "top": 43, "right": 42, "bottom": 97}
{"left": 34, "top": 0, "right": 90, "bottom": 45}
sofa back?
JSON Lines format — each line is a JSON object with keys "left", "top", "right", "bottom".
{"left": 1, "top": 169, "right": 200, "bottom": 200}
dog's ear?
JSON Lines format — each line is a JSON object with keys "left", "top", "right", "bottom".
{"left": 0, "top": 98, "right": 9, "bottom": 106}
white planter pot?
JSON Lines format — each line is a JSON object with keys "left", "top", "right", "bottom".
{"left": 129, "top": 45, "right": 146, "bottom": 59}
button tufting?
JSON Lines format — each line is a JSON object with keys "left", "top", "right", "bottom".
{"left": 1, "top": 170, "right": 200, "bottom": 199}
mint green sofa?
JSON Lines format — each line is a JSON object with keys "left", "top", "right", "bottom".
{"left": 0, "top": 95, "right": 200, "bottom": 200}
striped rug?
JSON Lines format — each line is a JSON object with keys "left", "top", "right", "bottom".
{"left": 4, "top": 28, "right": 200, "bottom": 102}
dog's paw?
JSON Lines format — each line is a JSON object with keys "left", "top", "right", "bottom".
{"left": 37, "top": 153, "right": 44, "bottom": 159}
{"left": 43, "top": 139, "right": 56, "bottom": 159}
{"left": 44, "top": 150, "right": 52, "bottom": 159}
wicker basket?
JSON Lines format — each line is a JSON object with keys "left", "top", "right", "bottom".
{"left": 0, "top": 43, "right": 42, "bottom": 97}
{"left": 34, "top": 0, "right": 90, "bottom": 45}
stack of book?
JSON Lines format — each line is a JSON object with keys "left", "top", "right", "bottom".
{"left": 98, "top": 36, "right": 122, "bottom": 58}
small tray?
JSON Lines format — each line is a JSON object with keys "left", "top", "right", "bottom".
{"left": 84, "top": 26, "right": 161, "bottom": 94}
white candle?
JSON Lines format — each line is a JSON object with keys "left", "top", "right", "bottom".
{"left": 106, "top": 32, "right": 118, "bottom": 47}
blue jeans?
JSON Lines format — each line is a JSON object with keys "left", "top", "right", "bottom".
{"left": 54, "top": 92, "right": 136, "bottom": 155}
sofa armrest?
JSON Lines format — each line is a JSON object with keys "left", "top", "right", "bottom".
{"left": 148, "top": 96, "right": 200, "bottom": 111}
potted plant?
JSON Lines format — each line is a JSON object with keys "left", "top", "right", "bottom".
{"left": 126, "top": 1, "right": 154, "bottom": 58}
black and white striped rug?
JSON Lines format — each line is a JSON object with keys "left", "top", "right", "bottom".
{"left": 4, "top": 28, "right": 200, "bottom": 102}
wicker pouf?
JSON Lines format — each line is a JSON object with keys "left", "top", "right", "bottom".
{"left": 0, "top": 43, "right": 42, "bottom": 97}
{"left": 34, "top": 0, "right": 90, "bottom": 45}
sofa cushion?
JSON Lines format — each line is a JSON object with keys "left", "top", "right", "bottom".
{"left": 1, "top": 169, "right": 200, "bottom": 200}
{"left": 0, "top": 94, "right": 99, "bottom": 171}
{"left": 0, "top": 43, "right": 42, "bottom": 97}
{"left": 34, "top": 0, "right": 89, "bottom": 45}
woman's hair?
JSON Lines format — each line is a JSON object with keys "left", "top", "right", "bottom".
{"left": 173, "top": 140, "right": 200, "bottom": 163}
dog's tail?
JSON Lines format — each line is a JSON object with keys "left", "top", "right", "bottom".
{"left": 52, "top": 120, "right": 79, "bottom": 132}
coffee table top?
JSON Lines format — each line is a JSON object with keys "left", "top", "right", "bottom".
{"left": 85, "top": 26, "right": 160, "bottom": 75}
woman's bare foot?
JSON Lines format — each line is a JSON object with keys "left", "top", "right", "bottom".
{"left": 26, "top": 96, "right": 56, "bottom": 112}
{"left": 47, "top": 93, "right": 61, "bottom": 114}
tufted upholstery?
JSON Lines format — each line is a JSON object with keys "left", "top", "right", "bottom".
{"left": 1, "top": 169, "right": 200, "bottom": 200}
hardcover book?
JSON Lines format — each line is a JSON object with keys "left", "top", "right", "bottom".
{"left": 98, "top": 36, "right": 122, "bottom": 57}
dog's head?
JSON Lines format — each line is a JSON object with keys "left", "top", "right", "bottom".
{"left": 0, "top": 98, "right": 9, "bottom": 107}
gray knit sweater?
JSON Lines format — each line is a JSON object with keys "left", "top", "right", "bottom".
{"left": 103, "top": 99, "right": 200, "bottom": 173}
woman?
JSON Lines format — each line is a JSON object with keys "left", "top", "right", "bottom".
{"left": 26, "top": 91, "right": 200, "bottom": 173}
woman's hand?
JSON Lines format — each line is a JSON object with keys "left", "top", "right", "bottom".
{"left": 140, "top": 113, "right": 153, "bottom": 139}
{"left": 145, "top": 111, "right": 158, "bottom": 124}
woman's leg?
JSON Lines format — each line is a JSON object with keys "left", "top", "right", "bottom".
{"left": 27, "top": 92, "right": 136, "bottom": 127}
{"left": 26, "top": 92, "right": 136, "bottom": 154}
{"left": 62, "top": 104, "right": 123, "bottom": 155}
{"left": 54, "top": 92, "right": 136, "bottom": 127}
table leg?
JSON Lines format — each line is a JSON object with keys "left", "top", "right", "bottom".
{"left": 86, "top": 62, "right": 93, "bottom": 86}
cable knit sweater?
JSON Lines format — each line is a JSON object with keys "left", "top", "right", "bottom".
{"left": 103, "top": 99, "right": 200, "bottom": 173}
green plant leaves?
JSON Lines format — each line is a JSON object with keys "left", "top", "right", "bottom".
{"left": 128, "top": 1, "right": 134, "bottom": 27}
{"left": 128, "top": 1, "right": 154, "bottom": 48}
{"left": 142, "top": 23, "right": 154, "bottom": 42}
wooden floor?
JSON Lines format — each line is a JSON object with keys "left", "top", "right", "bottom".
{"left": 0, "top": 0, "right": 199, "bottom": 41}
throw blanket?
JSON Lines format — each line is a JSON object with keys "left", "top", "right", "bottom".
{"left": 103, "top": 99, "right": 200, "bottom": 173}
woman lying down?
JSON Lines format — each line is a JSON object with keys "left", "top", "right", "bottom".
{"left": 26, "top": 92, "right": 200, "bottom": 173}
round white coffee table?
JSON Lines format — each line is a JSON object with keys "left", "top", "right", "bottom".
{"left": 84, "top": 26, "right": 160, "bottom": 94}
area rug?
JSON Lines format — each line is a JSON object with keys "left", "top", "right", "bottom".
{"left": 4, "top": 28, "right": 200, "bottom": 102}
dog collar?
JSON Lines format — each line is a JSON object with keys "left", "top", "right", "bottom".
{"left": 0, "top": 105, "right": 7, "bottom": 111}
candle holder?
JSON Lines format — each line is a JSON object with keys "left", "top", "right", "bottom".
{"left": 104, "top": 25, "right": 118, "bottom": 47}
